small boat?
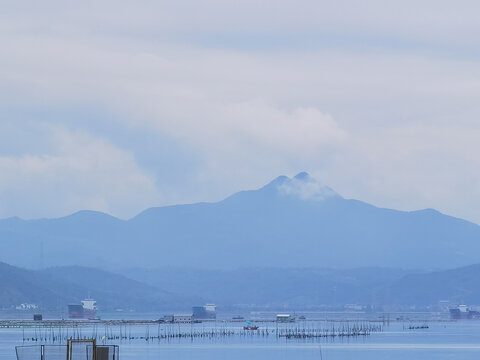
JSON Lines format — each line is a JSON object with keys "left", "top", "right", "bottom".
{"left": 243, "top": 320, "right": 258, "bottom": 330}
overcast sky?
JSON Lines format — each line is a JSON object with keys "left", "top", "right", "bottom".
{"left": 1, "top": 1, "right": 480, "bottom": 223}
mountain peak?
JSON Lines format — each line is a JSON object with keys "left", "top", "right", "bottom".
{"left": 268, "top": 175, "right": 289, "bottom": 186}
{"left": 293, "top": 171, "right": 310, "bottom": 181}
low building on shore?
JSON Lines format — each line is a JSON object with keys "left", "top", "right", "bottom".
{"left": 173, "top": 314, "right": 193, "bottom": 323}
{"left": 276, "top": 314, "right": 295, "bottom": 323}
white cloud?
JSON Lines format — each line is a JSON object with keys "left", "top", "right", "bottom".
{"left": 278, "top": 174, "right": 337, "bottom": 201}
{"left": 313, "top": 125, "right": 480, "bottom": 223}
{"left": 0, "top": 127, "right": 161, "bottom": 219}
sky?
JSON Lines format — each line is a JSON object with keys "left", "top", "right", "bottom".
{"left": 1, "top": 1, "right": 480, "bottom": 223}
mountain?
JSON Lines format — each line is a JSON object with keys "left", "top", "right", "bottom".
{"left": 120, "top": 266, "right": 412, "bottom": 309}
{"left": 0, "top": 262, "right": 197, "bottom": 312}
{"left": 121, "top": 264, "right": 480, "bottom": 310}
{"left": 1, "top": 172, "right": 480, "bottom": 270}
{"left": 3, "top": 260, "right": 480, "bottom": 312}
{"left": 377, "top": 263, "right": 480, "bottom": 306}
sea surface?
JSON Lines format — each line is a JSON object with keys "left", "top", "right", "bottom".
{"left": 1, "top": 313, "right": 480, "bottom": 360}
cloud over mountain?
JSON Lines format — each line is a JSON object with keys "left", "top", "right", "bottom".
{"left": 277, "top": 172, "right": 338, "bottom": 201}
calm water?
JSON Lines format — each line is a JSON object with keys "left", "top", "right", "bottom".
{"left": 1, "top": 315, "right": 480, "bottom": 360}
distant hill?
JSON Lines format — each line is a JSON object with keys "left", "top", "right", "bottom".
{"left": 377, "top": 263, "right": 480, "bottom": 306}
{"left": 0, "top": 262, "right": 198, "bottom": 312}
{"left": 2, "top": 261, "right": 480, "bottom": 311}
{"left": 1, "top": 172, "right": 480, "bottom": 270}
{"left": 123, "top": 265, "right": 480, "bottom": 310}
{"left": 121, "top": 266, "right": 412, "bottom": 309}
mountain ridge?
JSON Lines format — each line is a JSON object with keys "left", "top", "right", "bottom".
{"left": 0, "top": 262, "right": 198, "bottom": 312}
{"left": 0, "top": 173, "right": 479, "bottom": 270}
{"left": 4, "top": 260, "right": 480, "bottom": 311}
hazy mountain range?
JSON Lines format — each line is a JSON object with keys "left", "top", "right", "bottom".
{"left": 0, "top": 172, "right": 479, "bottom": 270}
{"left": 123, "top": 264, "right": 480, "bottom": 309}
{"left": 2, "top": 262, "right": 480, "bottom": 312}
{"left": 0, "top": 262, "right": 198, "bottom": 313}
